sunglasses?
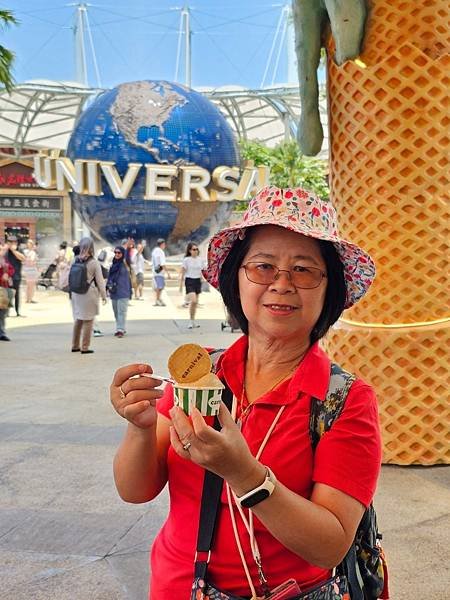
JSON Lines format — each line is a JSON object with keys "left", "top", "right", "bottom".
{"left": 240, "top": 262, "right": 327, "bottom": 289}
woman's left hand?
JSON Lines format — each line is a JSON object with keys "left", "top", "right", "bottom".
{"left": 169, "top": 403, "right": 257, "bottom": 485}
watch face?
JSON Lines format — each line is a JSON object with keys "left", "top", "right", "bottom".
{"left": 240, "top": 488, "right": 270, "bottom": 509}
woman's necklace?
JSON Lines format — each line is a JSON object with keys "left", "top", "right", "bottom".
{"left": 237, "top": 351, "right": 307, "bottom": 429}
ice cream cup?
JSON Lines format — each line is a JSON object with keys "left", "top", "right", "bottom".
{"left": 173, "top": 384, "right": 223, "bottom": 416}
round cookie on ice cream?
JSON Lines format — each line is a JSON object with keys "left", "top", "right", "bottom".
{"left": 168, "top": 343, "right": 212, "bottom": 384}
{"left": 168, "top": 344, "right": 224, "bottom": 416}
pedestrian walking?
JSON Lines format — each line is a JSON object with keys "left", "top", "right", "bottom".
{"left": 106, "top": 246, "right": 132, "bottom": 338}
{"left": 179, "top": 241, "right": 206, "bottom": 328}
{"left": 70, "top": 237, "right": 107, "bottom": 354}
{"left": 6, "top": 235, "right": 25, "bottom": 317}
{"left": 0, "top": 240, "right": 15, "bottom": 341}
{"left": 151, "top": 238, "right": 170, "bottom": 306}
{"left": 131, "top": 242, "right": 146, "bottom": 300}
{"left": 55, "top": 241, "right": 71, "bottom": 292}
{"left": 93, "top": 249, "right": 110, "bottom": 337}
{"left": 23, "top": 239, "right": 39, "bottom": 303}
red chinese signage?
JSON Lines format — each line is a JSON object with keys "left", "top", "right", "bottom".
{"left": 0, "top": 162, "right": 39, "bottom": 188}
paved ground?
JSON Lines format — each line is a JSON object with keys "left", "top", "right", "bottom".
{"left": 1, "top": 285, "right": 449, "bottom": 599}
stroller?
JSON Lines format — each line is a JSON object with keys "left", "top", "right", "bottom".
{"left": 221, "top": 308, "right": 241, "bottom": 333}
{"left": 37, "top": 262, "right": 57, "bottom": 289}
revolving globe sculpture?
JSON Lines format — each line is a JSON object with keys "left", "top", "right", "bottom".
{"left": 66, "top": 80, "right": 240, "bottom": 251}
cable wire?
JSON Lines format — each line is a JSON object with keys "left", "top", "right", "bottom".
{"left": 194, "top": 6, "right": 279, "bottom": 31}
{"left": 190, "top": 11, "right": 244, "bottom": 82}
{"left": 20, "top": 16, "right": 73, "bottom": 79}
{"left": 83, "top": 7, "right": 102, "bottom": 87}
{"left": 89, "top": 6, "right": 179, "bottom": 30}
{"left": 89, "top": 14, "right": 132, "bottom": 72}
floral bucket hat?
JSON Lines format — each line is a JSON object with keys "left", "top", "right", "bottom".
{"left": 203, "top": 186, "right": 375, "bottom": 309}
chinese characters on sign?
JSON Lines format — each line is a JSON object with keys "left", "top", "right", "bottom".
{"left": 0, "top": 163, "right": 40, "bottom": 188}
{"left": 0, "top": 173, "right": 37, "bottom": 187}
{"left": 0, "top": 196, "right": 61, "bottom": 211}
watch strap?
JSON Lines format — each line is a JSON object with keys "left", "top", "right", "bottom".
{"left": 237, "top": 467, "right": 277, "bottom": 508}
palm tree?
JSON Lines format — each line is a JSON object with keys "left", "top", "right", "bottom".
{"left": 0, "top": 9, "right": 18, "bottom": 92}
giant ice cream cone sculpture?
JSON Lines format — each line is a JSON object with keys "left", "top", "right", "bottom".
{"left": 323, "top": 0, "right": 449, "bottom": 464}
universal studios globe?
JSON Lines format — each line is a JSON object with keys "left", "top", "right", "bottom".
{"left": 66, "top": 80, "right": 240, "bottom": 251}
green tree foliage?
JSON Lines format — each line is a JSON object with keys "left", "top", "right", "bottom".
{"left": 0, "top": 9, "right": 19, "bottom": 92}
{"left": 240, "top": 139, "right": 329, "bottom": 204}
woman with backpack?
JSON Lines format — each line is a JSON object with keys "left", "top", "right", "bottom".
{"left": 109, "top": 187, "right": 385, "bottom": 600}
{"left": 70, "top": 237, "right": 106, "bottom": 354}
{"left": 106, "top": 246, "right": 132, "bottom": 338}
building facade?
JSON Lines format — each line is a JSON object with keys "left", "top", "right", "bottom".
{"left": 0, "top": 156, "right": 71, "bottom": 259}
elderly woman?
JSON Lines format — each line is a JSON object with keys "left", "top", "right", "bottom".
{"left": 110, "top": 187, "right": 382, "bottom": 600}
{"left": 70, "top": 237, "right": 107, "bottom": 354}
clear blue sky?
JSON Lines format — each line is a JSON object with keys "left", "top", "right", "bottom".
{"left": 3, "top": 1, "right": 298, "bottom": 90}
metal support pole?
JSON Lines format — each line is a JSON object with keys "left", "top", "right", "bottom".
{"left": 183, "top": 5, "right": 192, "bottom": 88}
{"left": 286, "top": 5, "right": 297, "bottom": 84}
{"left": 73, "top": 3, "right": 88, "bottom": 86}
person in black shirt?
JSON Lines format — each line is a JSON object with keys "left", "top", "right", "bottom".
{"left": 6, "top": 236, "right": 25, "bottom": 316}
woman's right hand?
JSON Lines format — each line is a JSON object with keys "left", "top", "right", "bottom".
{"left": 110, "top": 364, "right": 164, "bottom": 429}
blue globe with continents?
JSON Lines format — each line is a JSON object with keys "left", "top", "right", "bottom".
{"left": 66, "top": 80, "right": 240, "bottom": 251}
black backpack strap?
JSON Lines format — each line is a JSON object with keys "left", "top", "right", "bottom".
{"left": 309, "top": 362, "right": 356, "bottom": 450}
{"left": 194, "top": 383, "right": 232, "bottom": 580}
{"left": 338, "top": 505, "right": 381, "bottom": 600}
{"left": 309, "top": 363, "right": 361, "bottom": 597}
{"left": 339, "top": 544, "right": 364, "bottom": 600}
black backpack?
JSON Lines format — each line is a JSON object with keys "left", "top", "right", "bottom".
{"left": 68, "top": 258, "right": 92, "bottom": 294}
{"left": 97, "top": 249, "right": 107, "bottom": 262}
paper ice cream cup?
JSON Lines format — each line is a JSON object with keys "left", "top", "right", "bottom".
{"left": 174, "top": 385, "right": 223, "bottom": 416}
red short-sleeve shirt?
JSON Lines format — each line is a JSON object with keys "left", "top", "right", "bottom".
{"left": 150, "top": 336, "right": 381, "bottom": 599}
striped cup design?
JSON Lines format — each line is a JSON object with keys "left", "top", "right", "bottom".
{"left": 174, "top": 386, "right": 222, "bottom": 416}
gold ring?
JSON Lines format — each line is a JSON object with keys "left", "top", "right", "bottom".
{"left": 119, "top": 385, "right": 126, "bottom": 400}
{"left": 182, "top": 442, "right": 192, "bottom": 451}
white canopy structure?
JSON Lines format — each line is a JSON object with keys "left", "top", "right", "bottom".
{"left": 0, "top": 80, "right": 101, "bottom": 159}
{"left": 200, "top": 84, "right": 328, "bottom": 157}
{"left": 0, "top": 80, "right": 328, "bottom": 160}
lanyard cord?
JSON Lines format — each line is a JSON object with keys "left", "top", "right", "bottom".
{"left": 227, "top": 395, "right": 286, "bottom": 598}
